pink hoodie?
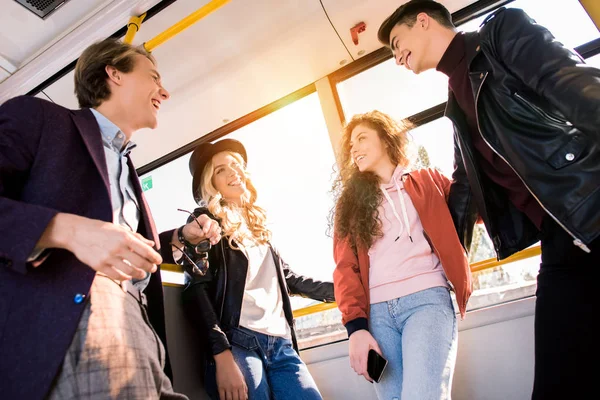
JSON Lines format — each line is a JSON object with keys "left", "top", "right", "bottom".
{"left": 368, "top": 166, "right": 449, "bottom": 304}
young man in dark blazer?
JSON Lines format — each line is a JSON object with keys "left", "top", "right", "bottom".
{"left": 0, "top": 39, "right": 220, "bottom": 399}
{"left": 378, "top": 1, "right": 600, "bottom": 399}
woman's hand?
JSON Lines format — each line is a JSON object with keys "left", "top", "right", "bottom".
{"left": 214, "top": 350, "right": 248, "bottom": 400}
{"left": 349, "top": 329, "right": 383, "bottom": 382}
{"left": 182, "top": 214, "right": 222, "bottom": 246}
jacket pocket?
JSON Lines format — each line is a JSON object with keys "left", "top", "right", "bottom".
{"left": 513, "top": 92, "right": 569, "bottom": 127}
{"left": 227, "top": 327, "right": 259, "bottom": 351}
{"left": 546, "top": 133, "right": 587, "bottom": 169}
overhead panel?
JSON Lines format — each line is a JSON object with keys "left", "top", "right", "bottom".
{"left": 321, "top": 0, "right": 478, "bottom": 60}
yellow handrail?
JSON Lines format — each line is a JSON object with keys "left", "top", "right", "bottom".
{"left": 144, "top": 0, "right": 231, "bottom": 52}
{"left": 470, "top": 245, "right": 541, "bottom": 273}
{"left": 580, "top": 0, "right": 600, "bottom": 31}
{"left": 124, "top": 13, "right": 146, "bottom": 44}
{"left": 292, "top": 245, "right": 542, "bottom": 318}
{"left": 161, "top": 244, "right": 542, "bottom": 318}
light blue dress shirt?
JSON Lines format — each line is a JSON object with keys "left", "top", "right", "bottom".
{"left": 90, "top": 109, "right": 150, "bottom": 290}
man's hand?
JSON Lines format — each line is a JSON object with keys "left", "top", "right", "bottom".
{"left": 38, "top": 213, "right": 161, "bottom": 281}
{"left": 349, "top": 329, "right": 383, "bottom": 383}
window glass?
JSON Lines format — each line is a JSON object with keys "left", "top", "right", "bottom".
{"left": 142, "top": 93, "right": 337, "bottom": 315}
{"left": 586, "top": 53, "right": 600, "bottom": 68}
{"left": 337, "top": 61, "right": 448, "bottom": 121}
{"left": 459, "top": 0, "right": 599, "bottom": 50}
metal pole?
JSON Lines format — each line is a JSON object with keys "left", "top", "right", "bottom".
{"left": 144, "top": 0, "right": 231, "bottom": 52}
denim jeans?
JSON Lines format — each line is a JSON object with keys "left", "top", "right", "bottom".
{"left": 206, "top": 326, "right": 322, "bottom": 400}
{"left": 369, "top": 286, "right": 457, "bottom": 400}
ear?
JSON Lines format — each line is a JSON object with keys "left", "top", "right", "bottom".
{"left": 416, "top": 12, "right": 429, "bottom": 29}
{"left": 105, "top": 65, "right": 122, "bottom": 86}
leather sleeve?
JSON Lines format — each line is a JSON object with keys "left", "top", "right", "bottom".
{"left": 273, "top": 246, "right": 336, "bottom": 303}
{"left": 447, "top": 137, "right": 478, "bottom": 252}
{"left": 180, "top": 207, "right": 231, "bottom": 356}
{"left": 487, "top": 8, "right": 600, "bottom": 139}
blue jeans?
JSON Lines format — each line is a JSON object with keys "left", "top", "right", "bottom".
{"left": 369, "top": 287, "right": 457, "bottom": 400}
{"left": 206, "top": 326, "right": 322, "bottom": 400}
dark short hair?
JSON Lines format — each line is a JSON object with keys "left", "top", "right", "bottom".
{"left": 74, "top": 38, "right": 155, "bottom": 108}
{"left": 378, "top": 0, "right": 454, "bottom": 46}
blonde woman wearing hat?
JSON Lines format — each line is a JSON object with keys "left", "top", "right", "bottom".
{"left": 178, "top": 138, "right": 335, "bottom": 400}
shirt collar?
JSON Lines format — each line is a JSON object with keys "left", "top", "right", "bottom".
{"left": 90, "top": 108, "right": 136, "bottom": 154}
{"left": 436, "top": 32, "right": 466, "bottom": 77}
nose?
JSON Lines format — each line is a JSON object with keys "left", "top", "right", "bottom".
{"left": 226, "top": 167, "right": 237, "bottom": 177}
{"left": 159, "top": 86, "right": 170, "bottom": 100}
{"left": 395, "top": 53, "right": 403, "bottom": 66}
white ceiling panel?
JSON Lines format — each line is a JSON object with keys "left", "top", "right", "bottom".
{"left": 0, "top": 0, "right": 163, "bottom": 103}
{"left": 118, "top": 0, "right": 352, "bottom": 166}
{"left": 42, "top": 69, "right": 78, "bottom": 109}
{"left": 322, "top": 0, "right": 478, "bottom": 60}
{"left": 0, "top": 0, "right": 111, "bottom": 67}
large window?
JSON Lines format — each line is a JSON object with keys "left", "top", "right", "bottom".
{"left": 141, "top": 93, "right": 346, "bottom": 348}
{"left": 142, "top": 92, "right": 337, "bottom": 291}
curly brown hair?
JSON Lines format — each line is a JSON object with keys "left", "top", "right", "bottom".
{"left": 331, "top": 110, "right": 413, "bottom": 250}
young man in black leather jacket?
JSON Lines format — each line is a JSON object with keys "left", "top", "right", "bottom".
{"left": 378, "top": 1, "right": 600, "bottom": 399}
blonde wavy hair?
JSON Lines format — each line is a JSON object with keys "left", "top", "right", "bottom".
{"left": 199, "top": 151, "right": 271, "bottom": 248}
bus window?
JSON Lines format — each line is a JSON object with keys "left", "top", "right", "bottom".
{"left": 142, "top": 92, "right": 347, "bottom": 348}
{"left": 336, "top": 60, "right": 448, "bottom": 121}
{"left": 459, "top": 0, "right": 599, "bottom": 50}
{"left": 587, "top": 53, "right": 600, "bottom": 68}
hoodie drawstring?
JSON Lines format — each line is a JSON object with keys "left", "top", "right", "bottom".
{"left": 381, "top": 179, "right": 413, "bottom": 243}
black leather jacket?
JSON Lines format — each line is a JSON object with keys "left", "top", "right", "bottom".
{"left": 180, "top": 208, "right": 335, "bottom": 357}
{"left": 447, "top": 7, "right": 600, "bottom": 260}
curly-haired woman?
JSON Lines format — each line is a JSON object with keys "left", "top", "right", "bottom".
{"left": 331, "top": 110, "right": 472, "bottom": 400}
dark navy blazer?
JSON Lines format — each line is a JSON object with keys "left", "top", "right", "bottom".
{"left": 0, "top": 96, "right": 173, "bottom": 399}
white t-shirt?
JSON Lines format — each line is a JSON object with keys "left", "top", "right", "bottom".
{"left": 238, "top": 241, "right": 290, "bottom": 338}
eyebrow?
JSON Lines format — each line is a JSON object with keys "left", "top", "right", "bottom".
{"left": 390, "top": 35, "right": 398, "bottom": 51}
{"left": 350, "top": 132, "right": 366, "bottom": 144}
{"left": 151, "top": 69, "right": 161, "bottom": 80}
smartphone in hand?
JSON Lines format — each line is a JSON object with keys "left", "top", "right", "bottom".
{"left": 367, "top": 349, "right": 388, "bottom": 383}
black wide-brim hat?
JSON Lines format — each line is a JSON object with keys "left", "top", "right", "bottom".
{"left": 189, "top": 138, "right": 247, "bottom": 204}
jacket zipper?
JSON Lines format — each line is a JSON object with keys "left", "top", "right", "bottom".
{"left": 513, "top": 92, "right": 570, "bottom": 127}
{"left": 474, "top": 72, "right": 590, "bottom": 253}
{"left": 219, "top": 242, "right": 227, "bottom": 321}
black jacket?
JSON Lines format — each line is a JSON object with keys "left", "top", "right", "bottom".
{"left": 446, "top": 7, "right": 600, "bottom": 260}
{"left": 180, "top": 207, "right": 335, "bottom": 357}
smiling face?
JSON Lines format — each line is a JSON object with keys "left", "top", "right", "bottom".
{"left": 210, "top": 151, "right": 247, "bottom": 203}
{"left": 107, "top": 54, "right": 170, "bottom": 131}
{"left": 349, "top": 123, "right": 393, "bottom": 173}
{"left": 389, "top": 19, "right": 434, "bottom": 74}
